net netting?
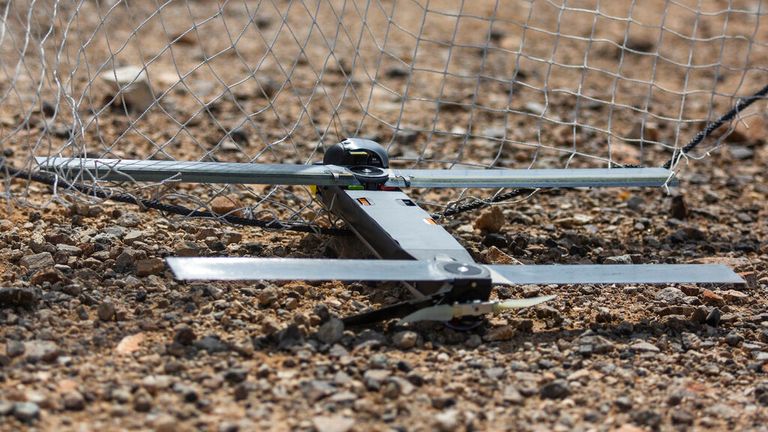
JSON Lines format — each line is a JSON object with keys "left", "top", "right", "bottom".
{"left": 1, "top": 0, "right": 766, "bottom": 228}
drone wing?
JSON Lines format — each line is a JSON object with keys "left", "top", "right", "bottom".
{"left": 35, "top": 157, "right": 358, "bottom": 187}
{"left": 388, "top": 167, "right": 676, "bottom": 188}
{"left": 167, "top": 257, "right": 743, "bottom": 285}
{"left": 166, "top": 257, "right": 451, "bottom": 282}
{"left": 37, "top": 157, "right": 675, "bottom": 188}
{"left": 487, "top": 263, "right": 744, "bottom": 285}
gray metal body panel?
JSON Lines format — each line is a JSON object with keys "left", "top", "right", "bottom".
{"left": 488, "top": 264, "right": 744, "bottom": 285}
{"left": 37, "top": 157, "right": 676, "bottom": 188}
{"left": 339, "top": 189, "right": 474, "bottom": 262}
{"left": 167, "top": 258, "right": 744, "bottom": 285}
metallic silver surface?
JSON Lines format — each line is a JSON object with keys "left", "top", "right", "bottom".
{"left": 38, "top": 157, "right": 676, "bottom": 188}
{"left": 36, "top": 157, "right": 357, "bottom": 186}
{"left": 389, "top": 167, "right": 677, "bottom": 188}
{"left": 167, "top": 258, "right": 743, "bottom": 286}
{"left": 488, "top": 264, "right": 744, "bottom": 285}
{"left": 167, "top": 257, "right": 452, "bottom": 282}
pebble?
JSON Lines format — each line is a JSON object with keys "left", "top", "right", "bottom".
{"left": 20, "top": 252, "right": 54, "bottom": 272}
{"left": 99, "top": 66, "right": 155, "bottom": 113}
{"left": 434, "top": 409, "right": 459, "bottom": 432}
{"left": 312, "top": 415, "right": 355, "bottom": 432}
{"left": 13, "top": 402, "right": 40, "bottom": 423}
{"left": 24, "top": 340, "right": 60, "bottom": 363}
{"left": 135, "top": 258, "right": 165, "bottom": 276}
{"left": 6, "top": 340, "right": 25, "bottom": 358}
{"left": 629, "top": 341, "right": 660, "bottom": 353}
{"left": 655, "top": 287, "right": 686, "bottom": 304}
{"left": 97, "top": 301, "right": 116, "bottom": 321}
{"left": 224, "top": 368, "right": 248, "bottom": 384}
{"left": 0, "top": 287, "right": 38, "bottom": 307}
{"left": 706, "top": 308, "right": 722, "bottom": 327}
{"left": 392, "top": 331, "right": 418, "bottom": 349}
{"left": 62, "top": 390, "right": 86, "bottom": 411}
{"left": 316, "top": 318, "right": 344, "bottom": 344}
{"left": 174, "top": 325, "right": 197, "bottom": 346}
{"left": 474, "top": 207, "right": 505, "bottom": 233}
{"left": 540, "top": 379, "right": 571, "bottom": 399}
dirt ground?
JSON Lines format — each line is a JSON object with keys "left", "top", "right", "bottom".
{"left": 1, "top": 0, "right": 768, "bottom": 431}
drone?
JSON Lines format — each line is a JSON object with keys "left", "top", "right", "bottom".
{"left": 38, "top": 138, "right": 744, "bottom": 326}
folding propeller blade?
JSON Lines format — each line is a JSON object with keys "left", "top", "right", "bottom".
{"left": 399, "top": 295, "right": 556, "bottom": 324}
{"left": 37, "top": 157, "right": 676, "bottom": 189}
{"left": 488, "top": 264, "right": 744, "bottom": 285}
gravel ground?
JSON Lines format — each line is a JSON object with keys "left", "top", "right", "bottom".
{"left": 1, "top": 139, "right": 767, "bottom": 431}
{"left": 1, "top": 1, "right": 768, "bottom": 431}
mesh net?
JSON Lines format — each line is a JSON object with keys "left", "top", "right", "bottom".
{"left": 1, "top": 0, "right": 766, "bottom": 227}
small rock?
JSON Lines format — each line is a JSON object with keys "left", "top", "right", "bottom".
{"left": 224, "top": 368, "right": 248, "bottom": 384}
{"left": 655, "top": 287, "right": 686, "bottom": 304}
{"left": 24, "top": 340, "right": 60, "bottom": 363}
{"left": 484, "top": 325, "right": 515, "bottom": 342}
{"left": 6, "top": 340, "right": 25, "bottom": 358}
{"left": 195, "top": 335, "right": 230, "bottom": 353}
{"left": 706, "top": 307, "right": 722, "bottom": 327}
{"left": 97, "top": 301, "right": 116, "bottom": 321}
{"left": 116, "top": 333, "right": 145, "bottom": 355}
{"left": 729, "top": 146, "right": 754, "bottom": 160}
{"left": 135, "top": 258, "right": 164, "bottom": 277}
{"left": 153, "top": 414, "right": 177, "bottom": 432}
{"left": 629, "top": 341, "right": 660, "bottom": 353}
{"left": 20, "top": 252, "right": 54, "bottom": 272}
{"left": 615, "top": 396, "right": 633, "bottom": 412}
{"left": 701, "top": 289, "right": 725, "bottom": 306}
{"left": 174, "top": 325, "right": 196, "bottom": 346}
{"left": 363, "top": 369, "right": 391, "bottom": 391}
{"left": 210, "top": 195, "right": 242, "bottom": 216}
{"left": 12, "top": 402, "right": 40, "bottom": 423}
{"left": 0, "top": 287, "right": 38, "bottom": 308}
{"left": 277, "top": 324, "right": 304, "bottom": 350}
{"left": 503, "top": 385, "right": 524, "bottom": 404}
{"left": 116, "top": 212, "right": 141, "bottom": 228}
{"left": 632, "top": 410, "right": 662, "bottom": 428}
{"left": 62, "top": 391, "right": 85, "bottom": 411}
{"left": 670, "top": 195, "right": 688, "bottom": 219}
{"left": 604, "top": 254, "right": 633, "bottom": 264}
{"left": 258, "top": 287, "right": 278, "bottom": 307}
{"left": 540, "top": 379, "right": 571, "bottom": 399}
{"left": 392, "top": 331, "right": 418, "bottom": 350}
{"left": 316, "top": 318, "right": 344, "bottom": 345}
{"left": 722, "top": 289, "right": 748, "bottom": 303}
{"left": 434, "top": 409, "right": 459, "bottom": 432}
{"left": 474, "top": 207, "right": 505, "bottom": 233}
{"left": 100, "top": 66, "right": 155, "bottom": 113}
{"left": 312, "top": 415, "right": 355, "bottom": 432}
{"left": 671, "top": 410, "right": 695, "bottom": 425}
{"left": 724, "top": 332, "right": 743, "bottom": 347}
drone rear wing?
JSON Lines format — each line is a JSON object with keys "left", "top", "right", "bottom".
{"left": 167, "top": 257, "right": 744, "bottom": 285}
{"left": 36, "top": 157, "right": 676, "bottom": 189}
